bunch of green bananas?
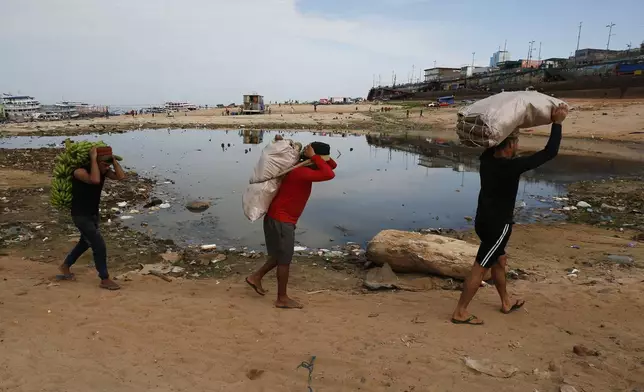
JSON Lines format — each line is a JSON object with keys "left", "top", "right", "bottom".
{"left": 50, "top": 139, "right": 122, "bottom": 209}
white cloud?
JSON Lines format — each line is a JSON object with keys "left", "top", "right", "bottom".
{"left": 0, "top": 0, "right": 466, "bottom": 105}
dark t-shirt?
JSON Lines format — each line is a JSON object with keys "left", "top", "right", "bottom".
{"left": 475, "top": 124, "right": 562, "bottom": 226}
{"left": 71, "top": 165, "right": 106, "bottom": 216}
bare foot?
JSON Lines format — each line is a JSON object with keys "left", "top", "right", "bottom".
{"left": 99, "top": 279, "right": 121, "bottom": 290}
{"left": 275, "top": 297, "right": 303, "bottom": 309}
{"left": 245, "top": 276, "right": 266, "bottom": 296}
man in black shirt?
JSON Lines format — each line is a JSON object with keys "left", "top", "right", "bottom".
{"left": 451, "top": 104, "right": 568, "bottom": 325}
{"left": 59, "top": 146, "right": 126, "bottom": 290}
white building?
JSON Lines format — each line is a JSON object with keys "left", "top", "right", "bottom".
{"left": 489, "top": 50, "right": 511, "bottom": 67}
{"left": 461, "top": 66, "right": 491, "bottom": 77}
{"left": 423, "top": 67, "right": 461, "bottom": 82}
{"left": 1, "top": 93, "right": 41, "bottom": 119}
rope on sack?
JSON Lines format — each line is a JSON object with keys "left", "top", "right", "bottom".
{"left": 460, "top": 113, "right": 488, "bottom": 148}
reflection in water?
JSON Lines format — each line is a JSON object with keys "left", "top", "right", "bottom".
{"left": 241, "top": 129, "right": 264, "bottom": 144}
{"left": 2, "top": 129, "right": 639, "bottom": 249}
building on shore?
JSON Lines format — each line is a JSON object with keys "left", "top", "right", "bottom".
{"left": 424, "top": 67, "right": 461, "bottom": 82}
{"left": 1, "top": 93, "right": 41, "bottom": 119}
{"left": 489, "top": 50, "right": 511, "bottom": 67}
{"left": 242, "top": 93, "right": 265, "bottom": 114}
{"left": 0, "top": 102, "right": 5, "bottom": 120}
{"left": 461, "top": 65, "right": 492, "bottom": 77}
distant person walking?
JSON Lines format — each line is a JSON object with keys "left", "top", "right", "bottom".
{"left": 246, "top": 140, "right": 337, "bottom": 309}
{"left": 450, "top": 104, "right": 568, "bottom": 325}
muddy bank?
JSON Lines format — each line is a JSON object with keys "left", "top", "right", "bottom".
{"left": 366, "top": 131, "right": 644, "bottom": 162}
{"left": 566, "top": 178, "right": 644, "bottom": 234}
{"left": 0, "top": 147, "right": 371, "bottom": 286}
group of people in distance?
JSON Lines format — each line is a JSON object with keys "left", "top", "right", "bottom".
{"left": 59, "top": 103, "right": 568, "bottom": 322}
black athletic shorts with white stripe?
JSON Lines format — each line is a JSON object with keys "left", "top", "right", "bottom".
{"left": 474, "top": 222, "right": 513, "bottom": 268}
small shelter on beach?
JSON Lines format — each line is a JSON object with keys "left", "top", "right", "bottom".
{"left": 242, "top": 93, "right": 265, "bottom": 114}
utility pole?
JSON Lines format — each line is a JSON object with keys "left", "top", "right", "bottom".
{"left": 538, "top": 42, "right": 542, "bottom": 61}
{"left": 433, "top": 60, "right": 437, "bottom": 68}
{"left": 527, "top": 41, "right": 535, "bottom": 63}
{"left": 411, "top": 65, "right": 415, "bottom": 84}
{"left": 627, "top": 42, "right": 632, "bottom": 56}
{"left": 575, "top": 21, "right": 582, "bottom": 64}
{"left": 606, "top": 22, "right": 616, "bottom": 50}
{"left": 372, "top": 74, "right": 375, "bottom": 88}
{"left": 378, "top": 74, "right": 381, "bottom": 87}
{"left": 471, "top": 52, "right": 475, "bottom": 69}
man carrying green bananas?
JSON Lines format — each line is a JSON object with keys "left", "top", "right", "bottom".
{"left": 58, "top": 146, "right": 126, "bottom": 290}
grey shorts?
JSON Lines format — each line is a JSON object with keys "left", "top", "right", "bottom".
{"left": 263, "top": 215, "right": 295, "bottom": 265}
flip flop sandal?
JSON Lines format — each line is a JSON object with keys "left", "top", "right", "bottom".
{"left": 451, "top": 315, "right": 484, "bottom": 325}
{"left": 245, "top": 278, "right": 265, "bottom": 296}
{"left": 501, "top": 300, "right": 525, "bottom": 314}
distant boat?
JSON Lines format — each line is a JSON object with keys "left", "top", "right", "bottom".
{"left": 165, "top": 102, "right": 197, "bottom": 111}
{"left": 1, "top": 93, "right": 41, "bottom": 119}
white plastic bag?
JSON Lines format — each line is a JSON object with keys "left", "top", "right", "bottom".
{"left": 242, "top": 140, "right": 301, "bottom": 222}
{"left": 456, "top": 91, "right": 568, "bottom": 148}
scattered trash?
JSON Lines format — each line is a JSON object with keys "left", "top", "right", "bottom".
{"left": 364, "top": 263, "right": 398, "bottom": 290}
{"left": 463, "top": 357, "right": 519, "bottom": 378}
{"left": 307, "top": 289, "right": 329, "bottom": 295}
{"left": 606, "top": 255, "right": 635, "bottom": 266}
{"left": 211, "top": 254, "right": 227, "bottom": 264}
{"left": 601, "top": 203, "right": 626, "bottom": 212}
{"left": 170, "top": 266, "right": 185, "bottom": 274}
{"left": 143, "top": 198, "right": 163, "bottom": 208}
{"left": 297, "top": 356, "right": 316, "bottom": 392}
{"left": 117, "top": 201, "right": 128, "bottom": 207}
{"left": 563, "top": 206, "right": 578, "bottom": 211}
{"left": 570, "top": 245, "right": 580, "bottom": 249}
{"left": 576, "top": 201, "right": 591, "bottom": 208}
{"left": 159, "top": 203, "right": 171, "bottom": 209}
{"left": 161, "top": 251, "right": 181, "bottom": 263}
{"left": 294, "top": 246, "right": 308, "bottom": 252}
{"left": 120, "top": 215, "right": 133, "bottom": 220}
{"left": 560, "top": 385, "right": 579, "bottom": 392}
{"left": 128, "top": 209, "right": 140, "bottom": 214}
{"left": 149, "top": 270, "right": 172, "bottom": 282}
{"left": 200, "top": 244, "right": 217, "bottom": 251}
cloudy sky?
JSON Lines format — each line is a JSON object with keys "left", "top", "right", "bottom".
{"left": 1, "top": 0, "right": 642, "bottom": 105}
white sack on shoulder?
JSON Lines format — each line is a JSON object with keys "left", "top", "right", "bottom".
{"left": 456, "top": 91, "right": 568, "bottom": 148}
{"left": 242, "top": 140, "right": 301, "bottom": 222}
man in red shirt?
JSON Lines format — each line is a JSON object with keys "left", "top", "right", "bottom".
{"left": 246, "top": 141, "right": 337, "bottom": 309}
